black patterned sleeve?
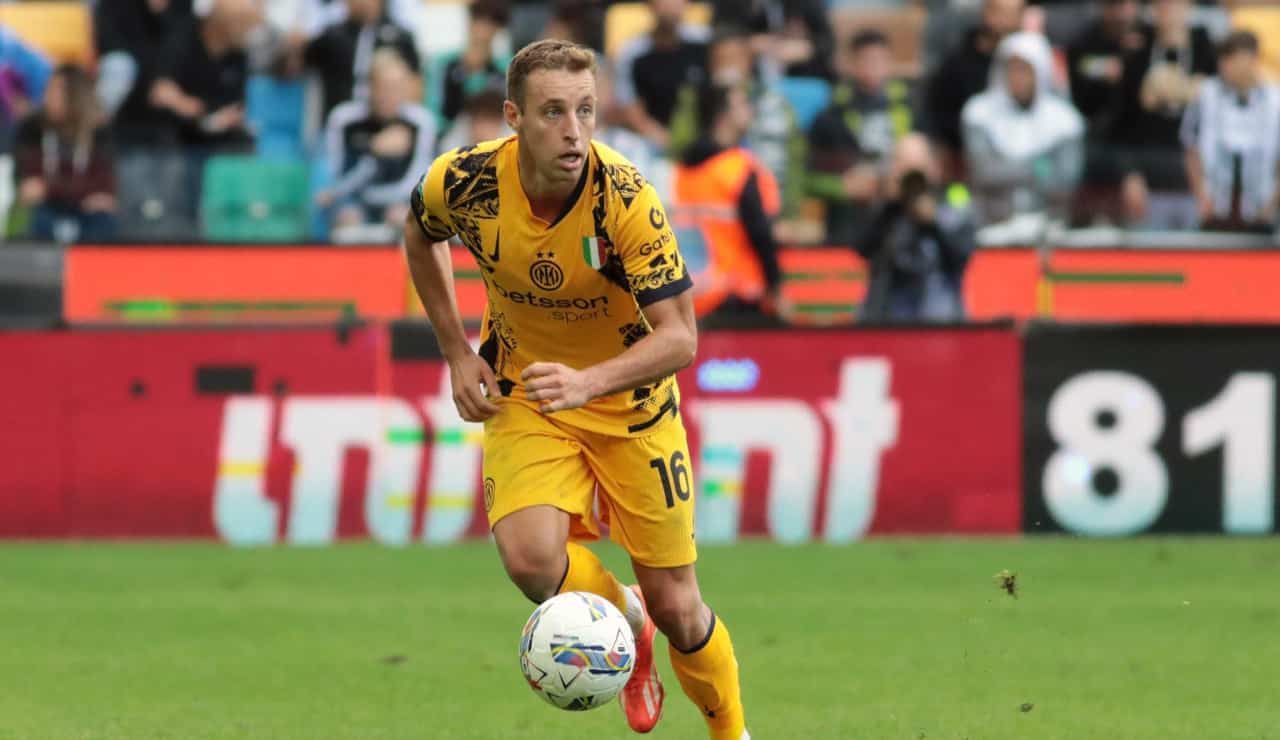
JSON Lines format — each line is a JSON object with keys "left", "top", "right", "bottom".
{"left": 410, "top": 154, "right": 456, "bottom": 243}
{"left": 612, "top": 181, "right": 692, "bottom": 307}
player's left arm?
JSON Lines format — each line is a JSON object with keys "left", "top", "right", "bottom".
{"left": 523, "top": 183, "right": 696, "bottom": 413}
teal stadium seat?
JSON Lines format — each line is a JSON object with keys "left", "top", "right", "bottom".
{"left": 246, "top": 75, "right": 306, "bottom": 159}
{"left": 200, "top": 157, "right": 310, "bottom": 242}
{"left": 778, "top": 77, "right": 832, "bottom": 132}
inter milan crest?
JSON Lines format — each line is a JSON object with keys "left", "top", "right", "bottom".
{"left": 529, "top": 251, "right": 564, "bottom": 291}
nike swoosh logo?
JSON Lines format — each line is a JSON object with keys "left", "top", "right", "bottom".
{"left": 487, "top": 229, "right": 500, "bottom": 262}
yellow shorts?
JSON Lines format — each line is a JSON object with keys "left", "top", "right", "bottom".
{"left": 482, "top": 399, "right": 697, "bottom": 568}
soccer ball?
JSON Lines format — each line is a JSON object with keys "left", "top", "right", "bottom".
{"left": 519, "top": 591, "right": 636, "bottom": 711}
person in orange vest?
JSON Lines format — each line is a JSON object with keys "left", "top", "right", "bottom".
{"left": 672, "top": 82, "right": 785, "bottom": 319}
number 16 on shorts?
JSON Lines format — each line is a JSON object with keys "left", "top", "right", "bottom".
{"left": 649, "top": 451, "right": 691, "bottom": 508}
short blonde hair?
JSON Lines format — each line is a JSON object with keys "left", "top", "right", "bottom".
{"left": 506, "top": 39, "right": 597, "bottom": 108}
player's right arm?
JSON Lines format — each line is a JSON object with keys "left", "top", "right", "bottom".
{"left": 404, "top": 160, "right": 499, "bottom": 422}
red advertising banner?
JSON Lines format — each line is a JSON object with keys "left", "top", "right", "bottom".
{"left": 66, "top": 244, "right": 1280, "bottom": 326}
{"left": 0, "top": 326, "right": 1021, "bottom": 542}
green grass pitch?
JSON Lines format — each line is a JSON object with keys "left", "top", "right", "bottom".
{"left": 2, "top": 539, "right": 1278, "bottom": 739}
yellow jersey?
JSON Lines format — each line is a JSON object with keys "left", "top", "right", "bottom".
{"left": 411, "top": 136, "right": 692, "bottom": 437}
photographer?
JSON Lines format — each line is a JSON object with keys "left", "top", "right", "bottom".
{"left": 855, "top": 134, "right": 975, "bottom": 323}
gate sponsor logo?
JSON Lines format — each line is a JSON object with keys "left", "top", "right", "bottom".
{"left": 213, "top": 359, "right": 900, "bottom": 546}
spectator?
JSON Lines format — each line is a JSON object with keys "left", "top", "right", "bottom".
{"left": 1182, "top": 31, "right": 1280, "bottom": 233}
{"left": 318, "top": 50, "right": 437, "bottom": 234}
{"left": 92, "top": 0, "right": 191, "bottom": 144}
{"left": 857, "top": 134, "right": 974, "bottom": 323}
{"left": 438, "top": 0, "right": 510, "bottom": 125}
{"left": 1067, "top": 0, "right": 1144, "bottom": 138}
{"left": 149, "top": 0, "right": 260, "bottom": 154}
{"left": 713, "top": 0, "right": 834, "bottom": 81}
{"left": 672, "top": 83, "right": 783, "bottom": 319}
{"left": 540, "top": 0, "right": 604, "bottom": 52}
{"left": 437, "top": 88, "right": 511, "bottom": 153}
{"left": 295, "top": 0, "right": 420, "bottom": 41}
{"left": 808, "top": 29, "right": 916, "bottom": 244}
{"left": 303, "top": 0, "right": 422, "bottom": 118}
{"left": 1111, "top": 0, "right": 1216, "bottom": 228}
{"left": 614, "top": 0, "right": 710, "bottom": 153}
{"left": 0, "top": 28, "right": 52, "bottom": 230}
{"left": 593, "top": 62, "right": 670, "bottom": 205}
{"left": 962, "top": 32, "right": 1085, "bottom": 226}
{"left": 926, "top": 0, "right": 1025, "bottom": 161}
{"left": 669, "top": 26, "right": 800, "bottom": 216}
{"left": 14, "top": 65, "right": 117, "bottom": 242}
{"left": 1067, "top": 0, "right": 1145, "bottom": 211}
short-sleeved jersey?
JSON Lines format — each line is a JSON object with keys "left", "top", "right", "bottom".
{"left": 411, "top": 136, "right": 692, "bottom": 437}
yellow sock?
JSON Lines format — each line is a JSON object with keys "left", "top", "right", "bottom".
{"left": 668, "top": 612, "right": 747, "bottom": 740}
{"left": 558, "top": 541, "right": 629, "bottom": 615}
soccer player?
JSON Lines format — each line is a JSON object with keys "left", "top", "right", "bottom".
{"left": 403, "top": 39, "right": 749, "bottom": 740}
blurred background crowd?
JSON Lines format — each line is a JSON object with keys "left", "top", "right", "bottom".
{"left": 0, "top": 0, "right": 1277, "bottom": 322}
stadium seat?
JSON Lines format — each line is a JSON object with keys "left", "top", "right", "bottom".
{"left": 246, "top": 75, "right": 308, "bottom": 160}
{"left": 200, "top": 157, "right": 311, "bottom": 242}
{"left": 778, "top": 77, "right": 832, "bottom": 132}
{"left": 307, "top": 151, "right": 335, "bottom": 242}
{"left": 0, "top": 2, "right": 93, "bottom": 67}
{"left": 116, "top": 151, "right": 197, "bottom": 241}
{"left": 604, "top": 2, "right": 712, "bottom": 60}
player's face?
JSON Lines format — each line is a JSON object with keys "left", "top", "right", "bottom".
{"left": 509, "top": 68, "right": 597, "bottom": 185}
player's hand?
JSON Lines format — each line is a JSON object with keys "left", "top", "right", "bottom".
{"left": 522, "top": 362, "right": 595, "bottom": 414}
{"left": 449, "top": 353, "right": 501, "bottom": 422}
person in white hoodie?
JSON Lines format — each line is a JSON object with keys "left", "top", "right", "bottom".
{"left": 962, "top": 31, "right": 1085, "bottom": 226}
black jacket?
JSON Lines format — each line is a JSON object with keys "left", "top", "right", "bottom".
{"left": 713, "top": 0, "right": 834, "bottom": 80}
{"left": 925, "top": 27, "right": 996, "bottom": 153}
{"left": 305, "top": 18, "right": 421, "bottom": 117}
{"left": 93, "top": 0, "right": 193, "bottom": 147}
{"left": 1066, "top": 19, "right": 1144, "bottom": 138}
{"left": 855, "top": 197, "right": 974, "bottom": 322}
